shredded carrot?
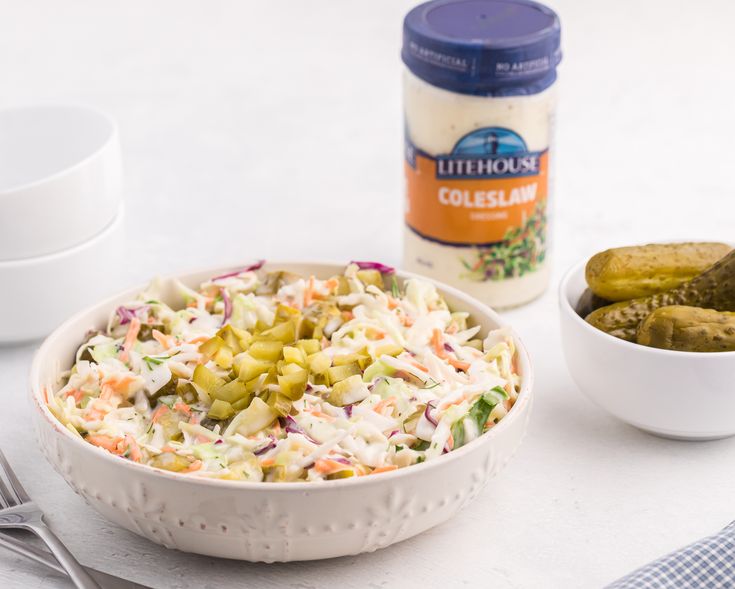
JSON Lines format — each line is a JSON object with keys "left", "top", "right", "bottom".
{"left": 447, "top": 357, "right": 471, "bottom": 372}
{"left": 371, "top": 465, "right": 399, "bottom": 474}
{"left": 431, "top": 328, "right": 447, "bottom": 357}
{"left": 447, "top": 432, "right": 454, "bottom": 450}
{"left": 64, "top": 389, "right": 84, "bottom": 404}
{"left": 151, "top": 404, "right": 169, "bottom": 423}
{"left": 373, "top": 397, "right": 396, "bottom": 414}
{"left": 87, "top": 435, "right": 125, "bottom": 453}
{"left": 401, "top": 314, "right": 415, "bottom": 327}
{"left": 119, "top": 317, "right": 141, "bottom": 363}
{"left": 43, "top": 387, "right": 49, "bottom": 404}
{"left": 386, "top": 296, "right": 399, "bottom": 310}
{"left": 182, "top": 460, "right": 202, "bottom": 473}
{"left": 407, "top": 358, "right": 429, "bottom": 373}
{"left": 195, "top": 435, "right": 210, "bottom": 444}
{"left": 446, "top": 324, "right": 458, "bottom": 334}
{"left": 366, "top": 327, "right": 386, "bottom": 340}
{"left": 161, "top": 445, "right": 176, "bottom": 453}
{"left": 174, "top": 401, "right": 191, "bottom": 415}
{"left": 259, "top": 458, "right": 275, "bottom": 467}
{"left": 271, "top": 420, "right": 282, "bottom": 438}
{"left": 188, "top": 335, "right": 210, "bottom": 345}
{"left": 307, "top": 409, "right": 336, "bottom": 422}
{"left": 341, "top": 310, "right": 354, "bottom": 321}
{"left": 314, "top": 458, "right": 344, "bottom": 474}
{"left": 152, "top": 329, "right": 174, "bottom": 350}
{"left": 124, "top": 434, "right": 142, "bottom": 462}
{"left": 324, "top": 278, "right": 339, "bottom": 292}
{"left": 303, "top": 275, "right": 315, "bottom": 307}
{"left": 103, "top": 373, "right": 137, "bottom": 393}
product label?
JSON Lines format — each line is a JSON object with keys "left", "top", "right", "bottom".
{"left": 405, "top": 127, "right": 548, "bottom": 281}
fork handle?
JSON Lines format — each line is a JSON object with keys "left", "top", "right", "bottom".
{"left": 29, "top": 522, "right": 102, "bottom": 589}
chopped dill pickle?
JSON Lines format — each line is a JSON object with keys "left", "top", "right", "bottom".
{"left": 258, "top": 321, "right": 296, "bottom": 344}
{"left": 176, "top": 381, "right": 198, "bottom": 405}
{"left": 307, "top": 352, "right": 331, "bottom": 375}
{"left": 326, "top": 470, "right": 354, "bottom": 480}
{"left": 266, "top": 391, "right": 292, "bottom": 416}
{"left": 296, "top": 339, "right": 321, "bottom": 355}
{"left": 247, "top": 341, "right": 284, "bottom": 362}
{"left": 193, "top": 364, "right": 225, "bottom": 396}
{"left": 275, "top": 304, "right": 301, "bottom": 324}
{"left": 356, "top": 269, "right": 383, "bottom": 288}
{"left": 199, "top": 336, "right": 233, "bottom": 369}
{"left": 282, "top": 346, "right": 306, "bottom": 367}
{"left": 207, "top": 399, "right": 235, "bottom": 420}
{"left": 333, "top": 353, "right": 371, "bottom": 370}
{"left": 328, "top": 374, "right": 369, "bottom": 405}
{"left": 237, "top": 354, "right": 274, "bottom": 382}
{"left": 150, "top": 453, "right": 192, "bottom": 472}
{"left": 212, "top": 379, "right": 249, "bottom": 403}
{"left": 326, "top": 362, "right": 361, "bottom": 385}
{"left": 231, "top": 393, "right": 254, "bottom": 412}
{"left": 277, "top": 369, "right": 309, "bottom": 400}
{"left": 336, "top": 276, "right": 351, "bottom": 295}
{"left": 216, "top": 325, "right": 251, "bottom": 354}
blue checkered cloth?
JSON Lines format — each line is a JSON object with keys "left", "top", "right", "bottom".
{"left": 607, "top": 522, "right": 735, "bottom": 588}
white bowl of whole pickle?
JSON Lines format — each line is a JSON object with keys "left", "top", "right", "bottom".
{"left": 559, "top": 242, "right": 735, "bottom": 440}
{"left": 30, "top": 261, "right": 532, "bottom": 561}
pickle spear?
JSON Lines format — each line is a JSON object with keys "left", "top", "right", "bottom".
{"left": 586, "top": 242, "right": 731, "bottom": 301}
{"left": 637, "top": 306, "right": 735, "bottom": 352}
{"left": 586, "top": 249, "right": 735, "bottom": 341}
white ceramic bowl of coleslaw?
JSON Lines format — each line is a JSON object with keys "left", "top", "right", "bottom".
{"left": 30, "top": 262, "right": 533, "bottom": 562}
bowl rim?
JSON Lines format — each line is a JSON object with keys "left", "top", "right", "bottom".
{"left": 559, "top": 255, "right": 735, "bottom": 358}
{"left": 30, "top": 260, "right": 534, "bottom": 492}
{"left": 0, "top": 103, "right": 118, "bottom": 197}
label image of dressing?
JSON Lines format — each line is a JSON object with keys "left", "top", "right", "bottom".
{"left": 405, "top": 126, "right": 548, "bottom": 283}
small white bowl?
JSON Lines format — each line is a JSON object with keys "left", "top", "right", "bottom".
{"left": 0, "top": 104, "right": 122, "bottom": 261}
{"left": 30, "top": 262, "right": 533, "bottom": 562}
{"left": 559, "top": 257, "right": 735, "bottom": 440}
{"left": 0, "top": 205, "right": 125, "bottom": 343}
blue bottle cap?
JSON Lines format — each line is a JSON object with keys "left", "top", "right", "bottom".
{"left": 403, "top": 0, "right": 561, "bottom": 96}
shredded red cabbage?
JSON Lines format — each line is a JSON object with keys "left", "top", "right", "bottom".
{"left": 344, "top": 404, "right": 354, "bottom": 418}
{"left": 424, "top": 401, "right": 438, "bottom": 427}
{"left": 349, "top": 261, "right": 395, "bottom": 275}
{"left": 284, "top": 416, "right": 319, "bottom": 444}
{"left": 115, "top": 305, "right": 147, "bottom": 325}
{"left": 211, "top": 259, "right": 266, "bottom": 281}
{"left": 254, "top": 439, "right": 276, "bottom": 456}
{"left": 221, "top": 288, "right": 232, "bottom": 325}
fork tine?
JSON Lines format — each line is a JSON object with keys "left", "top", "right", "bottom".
{"left": 0, "top": 450, "right": 30, "bottom": 504}
{"left": 0, "top": 477, "right": 15, "bottom": 509}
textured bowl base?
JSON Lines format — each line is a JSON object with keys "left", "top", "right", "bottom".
{"left": 634, "top": 426, "right": 735, "bottom": 442}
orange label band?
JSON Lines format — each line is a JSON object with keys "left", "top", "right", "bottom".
{"left": 405, "top": 148, "right": 548, "bottom": 246}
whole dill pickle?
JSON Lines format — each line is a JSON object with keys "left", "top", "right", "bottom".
{"left": 637, "top": 306, "right": 735, "bottom": 352}
{"left": 586, "top": 249, "right": 735, "bottom": 341}
{"left": 586, "top": 242, "right": 731, "bottom": 301}
{"left": 575, "top": 288, "right": 611, "bottom": 317}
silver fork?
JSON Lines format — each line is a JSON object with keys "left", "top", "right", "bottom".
{"left": 0, "top": 449, "right": 101, "bottom": 588}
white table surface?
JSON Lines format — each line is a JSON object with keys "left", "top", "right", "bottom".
{"left": 2, "top": 0, "right": 735, "bottom": 587}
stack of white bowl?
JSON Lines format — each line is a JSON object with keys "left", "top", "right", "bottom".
{"left": 0, "top": 105, "right": 126, "bottom": 343}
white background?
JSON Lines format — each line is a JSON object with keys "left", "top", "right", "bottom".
{"left": 2, "top": 1, "right": 735, "bottom": 587}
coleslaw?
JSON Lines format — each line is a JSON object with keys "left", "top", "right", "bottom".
{"left": 48, "top": 262, "right": 521, "bottom": 483}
